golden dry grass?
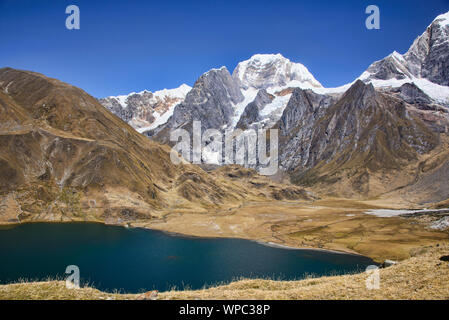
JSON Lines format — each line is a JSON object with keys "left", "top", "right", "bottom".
{"left": 0, "top": 280, "right": 133, "bottom": 300}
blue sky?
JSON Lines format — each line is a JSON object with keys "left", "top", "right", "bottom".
{"left": 0, "top": 0, "right": 448, "bottom": 97}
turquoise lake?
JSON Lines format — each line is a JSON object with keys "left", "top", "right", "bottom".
{"left": 0, "top": 223, "right": 375, "bottom": 293}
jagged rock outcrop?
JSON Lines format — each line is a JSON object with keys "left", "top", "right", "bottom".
{"left": 386, "top": 83, "right": 449, "bottom": 134}
{"left": 396, "top": 83, "right": 433, "bottom": 106}
{"left": 99, "top": 90, "right": 155, "bottom": 124}
{"left": 363, "top": 52, "right": 413, "bottom": 81}
{"left": 405, "top": 12, "right": 449, "bottom": 85}
{"left": 236, "top": 89, "right": 273, "bottom": 129}
{"left": 279, "top": 88, "right": 335, "bottom": 135}
{"left": 151, "top": 67, "right": 243, "bottom": 142}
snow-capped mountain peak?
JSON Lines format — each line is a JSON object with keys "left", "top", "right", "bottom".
{"left": 232, "top": 53, "right": 322, "bottom": 91}
{"left": 152, "top": 83, "right": 192, "bottom": 100}
{"left": 104, "top": 83, "right": 192, "bottom": 109}
{"left": 354, "top": 11, "right": 449, "bottom": 105}
{"left": 390, "top": 51, "right": 405, "bottom": 62}
{"left": 99, "top": 11, "right": 449, "bottom": 136}
{"left": 433, "top": 11, "right": 449, "bottom": 27}
{"left": 98, "top": 83, "right": 192, "bottom": 130}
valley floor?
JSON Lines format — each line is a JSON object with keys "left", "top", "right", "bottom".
{"left": 134, "top": 198, "right": 449, "bottom": 263}
{"left": 1, "top": 243, "right": 448, "bottom": 300}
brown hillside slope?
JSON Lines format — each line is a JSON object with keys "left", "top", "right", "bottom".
{"left": 0, "top": 68, "right": 309, "bottom": 224}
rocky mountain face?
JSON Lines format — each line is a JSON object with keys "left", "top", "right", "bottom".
{"left": 0, "top": 68, "right": 309, "bottom": 224}
{"left": 166, "top": 67, "right": 243, "bottom": 131}
{"left": 148, "top": 66, "right": 246, "bottom": 147}
{"left": 236, "top": 89, "right": 274, "bottom": 130}
{"left": 395, "top": 83, "right": 433, "bottom": 106}
{"left": 363, "top": 51, "right": 413, "bottom": 81}
{"left": 278, "top": 80, "right": 445, "bottom": 197}
{"left": 405, "top": 12, "right": 449, "bottom": 86}
{"left": 362, "top": 12, "right": 449, "bottom": 87}
{"left": 279, "top": 88, "right": 336, "bottom": 135}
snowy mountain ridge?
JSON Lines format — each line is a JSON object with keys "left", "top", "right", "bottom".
{"left": 99, "top": 11, "right": 449, "bottom": 133}
{"left": 233, "top": 53, "right": 322, "bottom": 91}
{"left": 98, "top": 83, "right": 191, "bottom": 130}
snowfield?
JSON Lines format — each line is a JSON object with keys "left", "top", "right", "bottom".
{"left": 364, "top": 208, "right": 449, "bottom": 218}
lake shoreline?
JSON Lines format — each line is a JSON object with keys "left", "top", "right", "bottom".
{"left": 254, "top": 241, "right": 371, "bottom": 258}
{"left": 0, "top": 219, "right": 373, "bottom": 261}
{"left": 2, "top": 196, "right": 447, "bottom": 264}
{"left": 152, "top": 227, "right": 371, "bottom": 259}
{"left": 0, "top": 220, "right": 379, "bottom": 264}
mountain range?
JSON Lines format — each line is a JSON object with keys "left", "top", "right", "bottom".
{"left": 0, "top": 11, "right": 448, "bottom": 227}
{"left": 96, "top": 11, "right": 449, "bottom": 202}
{"left": 100, "top": 12, "right": 449, "bottom": 136}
